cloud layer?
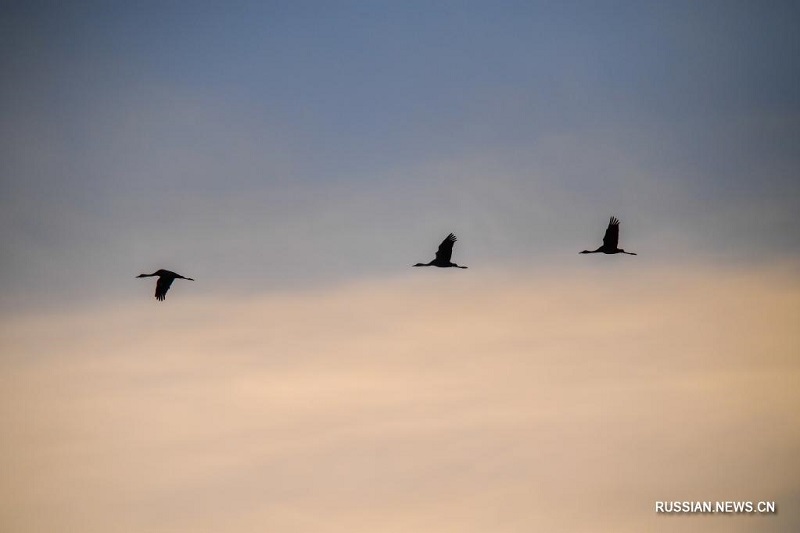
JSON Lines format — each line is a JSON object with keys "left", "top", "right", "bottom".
{"left": 2, "top": 264, "right": 798, "bottom": 532}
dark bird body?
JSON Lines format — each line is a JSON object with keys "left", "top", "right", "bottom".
{"left": 136, "top": 269, "right": 194, "bottom": 301}
{"left": 580, "top": 216, "right": 637, "bottom": 255}
{"left": 414, "top": 233, "right": 468, "bottom": 269}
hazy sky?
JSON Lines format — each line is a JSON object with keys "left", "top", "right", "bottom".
{"left": 1, "top": 2, "right": 799, "bottom": 532}
{"left": 1, "top": 0, "right": 799, "bottom": 309}
{"left": 2, "top": 267, "right": 799, "bottom": 532}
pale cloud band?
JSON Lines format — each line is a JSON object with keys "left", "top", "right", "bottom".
{"left": 1, "top": 264, "right": 798, "bottom": 532}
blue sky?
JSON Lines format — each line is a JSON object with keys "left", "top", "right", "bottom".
{"left": 1, "top": 0, "right": 799, "bottom": 309}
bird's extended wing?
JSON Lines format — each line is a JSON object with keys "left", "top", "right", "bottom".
{"left": 155, "top": 276, "right": 174, "bottom": 301}
{"left": 434, "top": 233, "right": 457, "bottom": 263}
{"left": 602, "top": 217, "right": 620, "bottom": 249}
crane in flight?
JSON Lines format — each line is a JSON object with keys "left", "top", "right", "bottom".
{"left": 580, "top": 217, "right": 637, "bottom": 255}
{"left": 413, "top": 233, "right": 468, "bottom": 269}
{"left": 136, "top": 269, "right": 194, "bottom": 301}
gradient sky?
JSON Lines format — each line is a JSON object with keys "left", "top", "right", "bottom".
{"left": 1, "top": 2, "right": 799, "bottom": 532}
{"left": 2, "top": 0, "right": 799, "bottom": 309}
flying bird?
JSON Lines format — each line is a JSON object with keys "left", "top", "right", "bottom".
{"left": 413, "top": 233, "right": 468, "bottom": 269}
{"left": 580, "top": 216, "right": 637, "bottom": 255}
{"left": 136, "top": 269, "right": 194, "bottom": 301}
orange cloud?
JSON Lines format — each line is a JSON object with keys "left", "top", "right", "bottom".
{"left": 1, "top": 264, "right": 798, "bottom": 532}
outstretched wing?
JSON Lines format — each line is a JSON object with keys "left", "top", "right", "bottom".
{"left": 155, "top": 276, "right": 174, "bottom": 301}
{"left": 434, "top": 233, "right": 457, "bottom": 263}
{"left": 602, "top": 217, "right": 620, "bottom": 249}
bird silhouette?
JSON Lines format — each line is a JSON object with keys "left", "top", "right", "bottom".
{"left": 413, "top": 233, "right": 468, "bottom": 268}
{"left": 580, "top": 216, "right": 637, "bottom": 255}
{"left": 136, "top": 269, "right": 194, "bottom": 301}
